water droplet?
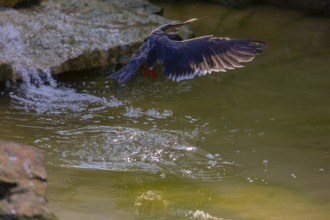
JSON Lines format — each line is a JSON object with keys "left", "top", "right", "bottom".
{"left": 229, "top": 129, "right": 239, "bottom": 133}
{"left": 290, "top": 173, "right": 297, "bottom": 178}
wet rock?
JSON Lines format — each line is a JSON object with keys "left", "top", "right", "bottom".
{"left": 0, "top": 141, "right": 56, "bottom": 220}
{"left": 115, "top": 0, "right": 163, "bottom": 15}
{"left": 0, "top": 0, "right": 43, "bottom": 7}
{"left": 0, "top": 0, "right": 171, "bottom": 81}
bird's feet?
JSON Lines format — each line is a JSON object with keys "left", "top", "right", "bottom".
{"left": 141, "top": 65, "right": 158, "bottom": 78}
{"left": 149, "top": 69, "right": 158, "bottom": 78}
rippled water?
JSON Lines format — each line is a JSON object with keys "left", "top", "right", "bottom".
{"left": 1, "top": 2, "right": 330, "bottom": 220}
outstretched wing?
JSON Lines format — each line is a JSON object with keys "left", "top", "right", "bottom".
{"left": 107, "top": 43, "right": 149, "bottom": 84}
{"left": 155, "top": 35, "right": 265, "bottom": 81}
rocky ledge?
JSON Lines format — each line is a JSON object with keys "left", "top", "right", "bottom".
{"left": 0, "top": 141, "right": 56, "bottom": 220}
{"left": 0, "top": 0, "right": 168, "bottom": 81}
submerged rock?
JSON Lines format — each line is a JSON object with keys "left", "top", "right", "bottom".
{"left": 0, "top": 0, "right": 168, "bottom": 81}
{"left": 0, "top": 141, "right": 56, "bottom": 220}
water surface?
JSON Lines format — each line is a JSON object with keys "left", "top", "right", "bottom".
{"left": 1, "top": 2, "right": 330, "bottom": 220}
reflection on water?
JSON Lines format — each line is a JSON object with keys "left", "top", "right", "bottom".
{"left": 1, "top": 2, "right": 330, "bottom": 220}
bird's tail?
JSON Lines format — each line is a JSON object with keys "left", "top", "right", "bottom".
{"left": 106, "top": 60, "right": 141, "bottom": 85}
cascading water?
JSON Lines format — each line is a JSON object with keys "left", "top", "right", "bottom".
{"left": 9, "top": 65, "right": 121, "bottom": 114}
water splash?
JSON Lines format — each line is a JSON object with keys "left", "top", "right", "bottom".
{"left": 37, "top": 125, "right": 244, "bottom": 181}
{"left": 177, "top": 210, "right": 228, "bottom": 220}
{"left": 124, "top": 106, "right": 173, "bottom": 119}
{"left": 134, "top": 190, "right": 229, "bottom": 220}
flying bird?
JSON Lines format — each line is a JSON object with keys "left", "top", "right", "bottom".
{"left": 108, "top": 18, "right": 265, "bottom": 84}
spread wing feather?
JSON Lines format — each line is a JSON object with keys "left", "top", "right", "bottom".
{"left": 107, "top": 43, "right": 149, "bottom": 84}
{"left": 155, "top": 36, "right": 265, "bottom": 82}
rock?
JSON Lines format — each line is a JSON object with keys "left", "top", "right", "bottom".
{"left": 0, "top": 0, "right": 170, "bottom": 81}
{"left": 0, "top": 0, "right": 43, "bottom": 7}
{"left": 114, "top": 0, "right": 163, "bottom": 15}
{"left": 0, "top": 141, "right": 56, "bottom": 220}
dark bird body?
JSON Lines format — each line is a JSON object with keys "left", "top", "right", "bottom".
{"left": 108, "top": 18, "right": 265, "bottom": 84}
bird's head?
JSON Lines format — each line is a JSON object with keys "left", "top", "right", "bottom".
{"left": 152, "top": 18, "right": 198, "bottom": 34}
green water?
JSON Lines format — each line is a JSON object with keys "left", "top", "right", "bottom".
{"left": 1, "top": 2, "right": 330, "bottom": 220}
